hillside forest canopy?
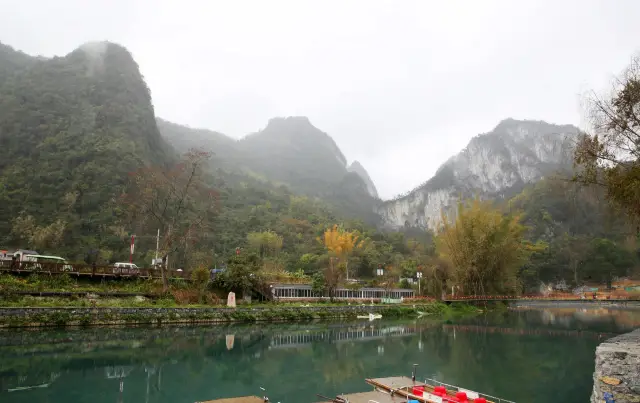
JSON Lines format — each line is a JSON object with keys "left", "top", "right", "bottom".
{"left": 0, "top": 41, "right": 638, "bottom": 298}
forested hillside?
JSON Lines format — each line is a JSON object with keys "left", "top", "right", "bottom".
{"left": 0, "top": 41, "right": 172, "bottom": 261}
{"left": 0, "top": 41, "right": 406, "bottom": 272}
{"left": 157, "top": 116, "right": 381, "bottom": 224}
{"left": 0, "top": 40, "right": 636, "bottom": 295}
{"left": 509, "top": 177, "right": 638, "bottom": 290}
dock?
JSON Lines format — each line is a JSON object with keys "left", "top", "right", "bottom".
{"left": 198, "top": 397, "right": 265, "bottom": 403}
{"left": 316, "top": 390, "right": 407, "bottom": 403}
{"left": 202, "top": 375, "right": 513, "bottom": 403}
{"left": 367, "top": 375, "right": 426, "bottom": 391}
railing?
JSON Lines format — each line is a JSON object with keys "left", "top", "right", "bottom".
{"left": 423, "top": 377, "right": 516, "bottom": 403}
{"left": 0, "top": 261, "right": 190, "bottom": 280}
{"left": 444, "top": 293, "right": 638, "bottom": 301}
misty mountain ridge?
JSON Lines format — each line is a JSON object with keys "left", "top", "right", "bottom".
{"left": 157, "top": 116, "right": 380, "bottom": 200}
{"left": 0, "top": 39, "right": 588, "bottom": 238}
{"left": 0, "top": 40, "right": 173, "bottom": 245}
{"left": 379, "top": 118, "right": 580, "bottom": 230}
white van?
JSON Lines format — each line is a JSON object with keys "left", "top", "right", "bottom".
{"left": 22, "top": 255, "right": 73, "bottom": 272}
{"left": 113, "top": 262, "right": 140, "bottom": 275}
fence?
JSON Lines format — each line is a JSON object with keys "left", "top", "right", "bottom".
{"left": 0, "top": 261, "right": 190, "bottom": 280}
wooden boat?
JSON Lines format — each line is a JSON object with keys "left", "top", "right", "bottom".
{"left": 197, "top": 398, "right": 266, "bottom": 403}
{"left": 365, "top": 375, "right": 515, "bottom": 403}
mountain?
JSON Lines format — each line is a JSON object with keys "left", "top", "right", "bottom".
{"left": 155, "top": 118, "right": 239, "bottom": 171}
{"left": 157, "top": 116, "right": 381, "bottom": 223}
{"left": 0, "top": 41, "right": 172, "bottom": 255}
{"left": 347, "top": 160, "right": 379, "bottom": 198}
{"left": 379, "top": 119, "right": 580, "bottom": 230}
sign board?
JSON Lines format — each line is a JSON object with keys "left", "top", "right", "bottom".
{"left": 227, "top": 292, "right": 236, "bottom": 308}
{"left": 381, "top": 298, "right": 403, "bottom": 304}
{"left": 422, "top": 392, "right": 443, "bottom": 403}
{"left": 458, "top": 389, "right": 479, "bottom": 399}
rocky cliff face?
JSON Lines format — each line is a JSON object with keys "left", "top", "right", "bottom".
{"left": 591, "top": 328, "right": 640, "bottom": 403}
{"left": 348, "top": 160, "right": 379, "bottom": 198}
{"left": 378, "top": 119, "right": 579, "bottom": 230}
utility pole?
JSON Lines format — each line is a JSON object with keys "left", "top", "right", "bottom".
{"left": 166, "top": 225, "right": 171, "bottom": 271}
{"left": 129, "top": 235, "right": 135, "bottom": 264}
{"left": 154, "top": 229, "right": 160, "bottom": 268}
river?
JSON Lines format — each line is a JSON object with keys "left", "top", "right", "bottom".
{"left": 1, "top": 305, "right": 639, "bottom": 403}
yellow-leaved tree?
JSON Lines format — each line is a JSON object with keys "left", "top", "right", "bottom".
{"left": 318, "top": 225, "right": 363, "bottom": 299}
{"left": 435, "top": 198, "right": 542, "bottom": 296}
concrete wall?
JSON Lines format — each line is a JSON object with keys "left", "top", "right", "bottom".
{"left": 591, "top": 328, "right": 640, "bottom": 403}
{"left": 0, "top": 304, "right": 424, "bottom": 327}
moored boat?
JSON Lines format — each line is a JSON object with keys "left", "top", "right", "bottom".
{"left": 364, "top": 374, "right": 515, "bottom": 403}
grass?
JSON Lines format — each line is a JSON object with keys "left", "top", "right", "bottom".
{"left": 0, "top": 273, "right": 483, "bottom": 324}
{"left": 0, "top": 272, "right": 161, "bottom": 294}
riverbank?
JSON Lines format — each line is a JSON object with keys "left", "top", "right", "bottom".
{"left": 0, "top": 302, "right": 478, "bottom": 327}
{"left": 591, "top": 328, "right": 640, "bottom": 403}
{"left": 512, "top": 300, "right": 640, "bottom": 309}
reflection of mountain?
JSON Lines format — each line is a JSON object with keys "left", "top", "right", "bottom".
{"left": 512, "top": 306, "right": 640, "bottom": 331}
{"left": 268, "top": 323, "right": 430, "bottom": 349}
{"left": 0, "top": 311, "right": 637, "bottom": 403}
{"left": 441, "top": 324, "right": 615, "bottom": 340}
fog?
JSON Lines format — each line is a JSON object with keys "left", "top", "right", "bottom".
{"left": 1, "top": 0, "right": 640, "bottom": 198}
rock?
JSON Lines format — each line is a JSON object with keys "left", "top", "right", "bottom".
{"left": 591, "top": 328, "right": 640, "bottom": 403}
{"left": 602, "top": 377, "right": 622, "bottom": 386}
{"left": 134, "top": 296, "right": 147, "bottom": 302}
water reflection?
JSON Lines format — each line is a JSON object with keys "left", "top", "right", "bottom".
{"left": 0, "top": 307, "right": 638, "bottom": 403}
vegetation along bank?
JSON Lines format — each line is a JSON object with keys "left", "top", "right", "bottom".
{"left": 0, "top": 302, "right": 480, "bottom": 328}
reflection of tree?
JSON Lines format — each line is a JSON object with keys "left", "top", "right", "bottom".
{"left": 1, "top": 312, "right": 636, "bottom": 402}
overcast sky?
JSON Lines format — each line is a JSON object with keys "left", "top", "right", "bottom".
{"left": 1, "top": 0, "right": 639, "bottom": 198}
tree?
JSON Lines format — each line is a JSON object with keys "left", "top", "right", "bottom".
{"left": 121, "top": 149, "right": 218, "bottom": 291}
{"left": 422, "top": 257, "right": 450, "bottom": 299}
{"left": 311, "top": 272, "right": 326, "bottom": 297}
{"left": 318, "top": 225, "right": 363, "bottom": 280}
{"left": 216, "top": 253, "right": 261, "bottom": 297}
{"left": 435, "top": 198, "right": 539, "bottom": 296}
{"left": 583, "top": 238, "right": 635, "bottom": 288}
{"left": 380, "top": 264, "right": 401, "bottom": 298}
{"left": 320, "top": 254, "right": 345, "bottom": 301}
{"left": 191, "top": 266, "right": 210, "bottom": 304}
{"left": 574, "top": 54, "right": 640, "bottom": 224}
{"left": 246, "top": 230, "right": 284, "bottom": 270}
{"left": 11, "top": 215, "right": 66, "bottom": 252}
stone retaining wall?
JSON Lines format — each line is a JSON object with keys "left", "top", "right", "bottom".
{"left": 0, "top": 304, "right": 428, "bottom": 327}
{"left": 591, "top": 328, "right": 640, "bottom": 403}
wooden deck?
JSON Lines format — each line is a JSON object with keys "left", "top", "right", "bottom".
{"left": 198, "top": 397, "right": 264, "bottom": 403}
{"left": 366, "top": 376, "right": 425, "bottom": 390}
{"left": 316, "top": 390, "right": 407, "bottom": 403}
{"left": 366, "top": 376, "right": 500, "bottom": 403}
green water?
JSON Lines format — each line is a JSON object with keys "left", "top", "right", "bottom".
{"left": 0, "top": 306, "right": 639, "bottom": 403}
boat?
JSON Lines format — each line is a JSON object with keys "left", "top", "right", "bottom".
{"left": 364, "top": 375, "right": 514, "bottom": 403}
{"left": 318, "top": 366, "right": 515, "bottom": 403}
{"left": 201, "top": 368, "right": 515, "bottom": 403}
{"left": 356, "top": 313, "right": 382, "bottom": 321}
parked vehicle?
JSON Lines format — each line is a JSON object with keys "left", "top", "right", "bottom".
{"left": 21, "top": 255, "right": 73, "bottom": 272}
{"left": 113, "top": 262, "right": 140, "bottom": 275}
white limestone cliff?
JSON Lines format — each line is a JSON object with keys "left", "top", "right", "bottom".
{"left": 379, "top": 119, "right": 579, "bottom": 230}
